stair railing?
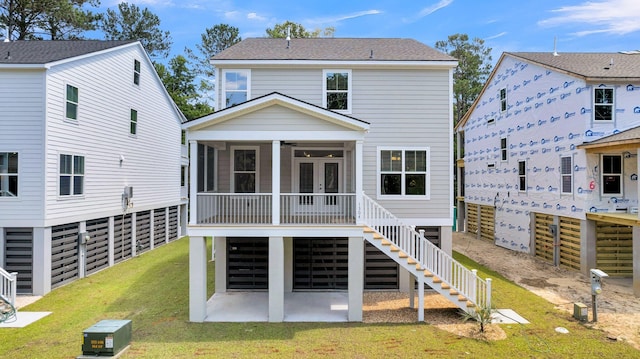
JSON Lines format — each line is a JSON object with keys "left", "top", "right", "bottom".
{"left": 360, "top": 193, "right": 491, "bottom": 309}
{"left": 0, "top": 267, "right": 17, "bottom": 307}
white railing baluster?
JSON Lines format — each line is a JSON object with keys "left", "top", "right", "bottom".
{"left": 0, "top": 267, "right": 17, "bottom": 307}
{"left": 361, "top": 193, "right": 489, "bottom": 311}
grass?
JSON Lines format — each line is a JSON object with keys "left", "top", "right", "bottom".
{"left": 0, "top": 237, "right": 637, "bottom": 358}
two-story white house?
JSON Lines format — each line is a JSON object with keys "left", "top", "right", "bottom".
{"left": 0, "top": 40, "right": 188, "bottom": 297}
{"left": 184, "top": 38, "right": 492, "bottom": 322}
{"left": 455, "top": 52, "right": 640, "bottom": 296}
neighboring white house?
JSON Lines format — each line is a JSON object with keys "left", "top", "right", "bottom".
{"left": 455, "top": 51, "right": 640, "bottom": 296}
{"left": 184, "top": 38, "right": 492, "bottom": 322}
{"left": 0, "top": 40, "right": 188, "bottom": 296}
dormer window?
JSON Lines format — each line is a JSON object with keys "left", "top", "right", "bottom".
{"left": 323, "top": 69, "right": 352, "bottom": 113}
{"left": 222, "top": 69, "right": 250, "bottom": 108}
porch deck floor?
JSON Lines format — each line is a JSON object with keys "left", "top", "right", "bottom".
{"left": 204, "top": 292, "right": 349, "bottom": 322}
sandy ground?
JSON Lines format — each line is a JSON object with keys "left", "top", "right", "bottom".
{"left": 452, "top": 231, "right": 640, "bottom": 349}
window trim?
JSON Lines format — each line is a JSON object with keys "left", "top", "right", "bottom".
{"left": 376, "top": 147, "right": 430, "bottom": 200}
{"left": 221, "top": 69, "right": 251, "bottom": 109}
{"left": 601, "top": 154, "right": 623, "bottom": 196}
{"left": 65, "top": 84, "right": 79, "bottom": 121}
{"left": 230, "top": 146, "right": 260, "bottom": 193}
{"left": 499, "top": 87, "right": 507, "bottom": 113}
{"left": 133, "top": 59, "right": 141, "bottom": 86}
{"left": 58, "top": 153, "right": 85, "bottom": 197}
{"left": 593, "top": 87, "right": 614, "bottom": 122}
{"left": 130, "top": 109, "right": 138, "bottom": 135}
{"left": 518, "top": 160, "right": 526, "bottom": 193}
{"left": 0, "top": 151, "right": 19, "bottom": 198}
{"left": 560, "top": 156, "right": 573, "bottom": 194}
{"left": 322, "top": 69, "right": 352, "bottom": 114}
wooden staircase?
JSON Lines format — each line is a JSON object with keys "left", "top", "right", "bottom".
{"left": 360, "top": 194, "right": 491, "bottom": 321}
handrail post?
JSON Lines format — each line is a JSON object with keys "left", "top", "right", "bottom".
{"left": 10, "top": 272, "right": 17, "bottom": 307}
{"left": 471, "top": 269, "right": 478, "bottom": 305}
{"left": 486, "top": 278, "right": 492, "bottom": 308}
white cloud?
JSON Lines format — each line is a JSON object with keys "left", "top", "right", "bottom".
{"left": 224, "top": 11, "right": 241, "bottom": 20}
{"left": 247, "top": 12, "right": 267, "bottom": 21}
{"left": 417, "top": 0, "right": 454, "bottom": 17}
{"left": 539, "top": 0, "right": 640, "bottom": 36}
{"left": 306, "top": 10, "right": 382, "bottom": 25}
{"left": 485, "top": 32, "right": 507, "bottom": 40}
{"left": 403, "top": 0, "right": 453, "bottom": 23}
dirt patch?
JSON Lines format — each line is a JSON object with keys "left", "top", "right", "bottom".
{"left": 363, "top": 291, "right": 506, "bottom": 341}
{"left": 453, "top": 231, "right": 640, "bottom": 350}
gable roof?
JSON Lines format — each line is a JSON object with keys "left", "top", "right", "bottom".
{"left": 455, "top": 51, "right": 640, "bottom": 131}
{"left": 507, "top": 52, "right": 640, "bottom": 81}
{"left": 183, "top": 92, "right": 370, "bottom": 132}
{"left": 211, "top": 38, "right": 456, "bottom": 63}
{"left": 0, "top": 40, "right": 136, "bottom": 65}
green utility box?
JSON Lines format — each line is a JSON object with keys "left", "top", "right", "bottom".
{"left": 82, "top": 319, "right": 132, "bottom": 356}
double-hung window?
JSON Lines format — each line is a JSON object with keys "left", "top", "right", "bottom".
{"left": 518, "top": 160, "right": 526, "bottom": 192}
{"left": 222, "top": 69, "right": 250, "bottom": 108}
{"left": 66, "top": 84, "right": 79, "bottom": 120}
{"left": 232, "top": 147, "right": 258, "bottom": 193}
{"left": 323, "top": 69, "right": 351, "bottom": 113}
{"left": 499, "top": 88, "right": 507, "bottom": 113}
{"left": 602, "top": 154, "right": 622, "bottom": 195}
{"left": 59, "top": 154, "right": 84, "bottom": 196}
{"left": 134, "top": 59, "right": 141, "bottom": 85}
{"left": 0, "top": 152, "right": 18, "bottom": 197}
{"left": 379, "top": 148, "right": 429, "bottom": 198}
{"left": 500, "top": 137, "right": 508, "bottom": 161}
{"left": 130, "top": 109, "right": 138, "bottom": 135}
{"left": 594, "top": 87, "right": 614, "bottom": 121}
{"left": 560, "top": 156, "right": 573, "bottom": 194}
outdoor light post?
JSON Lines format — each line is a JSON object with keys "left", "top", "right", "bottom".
{"left": 590, "top": 269, "right": 608, "bottom": 322}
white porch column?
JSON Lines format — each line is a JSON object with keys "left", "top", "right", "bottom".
{"left": 214, "top": 237, "right": 227, "bottom": 293}
{"left": 32, "top": 227, "right": 51, "bottom": 296}
{"left": 440, "top": 226, "right": 452, "bottom": 256}
{"left": 189, "top": 236, "right": 207, "bottom": 322}
{"left": 348, "top": 236, "right": 364, "bottom": 321}
{"left": 269, "top": 236, "right": 284, "bottom": 322}
{"left": 272, "top": 140, "right": 281, "bottom": 225}
{"left": 189, "top": 140, "right": 198, "bottom": 225}
{"left": 355, "top": 141, "right": 364, "bottom": 225}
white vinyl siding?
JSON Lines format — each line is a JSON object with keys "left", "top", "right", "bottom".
{"left": 43, "top": 44, "right": 182, "bottom": 225}
{"left": 0, "top": 69, "right": 46, "bottom": 225}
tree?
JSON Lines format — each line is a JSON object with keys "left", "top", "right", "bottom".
{"left": 101, "top": 2, "right": 172, "bottom": 59}
{"left": 155, "top": 55, "right": 213, "bottom": 120}
{"left": 185, "top": 24, "right": 241, "bottom": 108}
{"left": 0, "top": 0, "right": 100, "bottom": 40}
{"left": 435, "top": 33, "right": 492, "bottom": 125}
{"left": 266, "top": 20, "right": 312, "bottom": 38}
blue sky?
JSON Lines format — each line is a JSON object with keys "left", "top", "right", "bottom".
{"left": 98, "top": 0, "right": 640, "bottom": 62}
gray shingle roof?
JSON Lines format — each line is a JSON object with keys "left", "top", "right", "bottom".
{"left": 0, "top": 40, "right": 137, "bottom": 64}
{"left": 212, "top": 38, "right": 456, "bottom": 62}
{"left": 578, "top": 125, "right": 640, "bottom": 149}
{"left": 507, "top": 52, "right": 640, "bottom": 80}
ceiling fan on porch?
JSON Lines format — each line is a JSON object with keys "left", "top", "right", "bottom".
{"left": 280, "top": 141, "right": 298, "bottom": 147}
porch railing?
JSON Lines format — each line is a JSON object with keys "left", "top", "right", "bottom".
{"left": 0, "top": 267, "right": 17, "bottom": 307}
{"left": 197, "top": 193, "right": 272, "bottom": 224}
{"left": 195, "top": 193, "right": 356, "bottom": 225}
{"left": 280, "top": 193, "right": 355, "bottom": 224}
{"left": 361, "top": 194, "right": 491, "bottom": 309}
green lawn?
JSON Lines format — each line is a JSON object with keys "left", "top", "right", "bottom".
{"left": 0, "top": 237, "right": 636, "bottom": 358}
